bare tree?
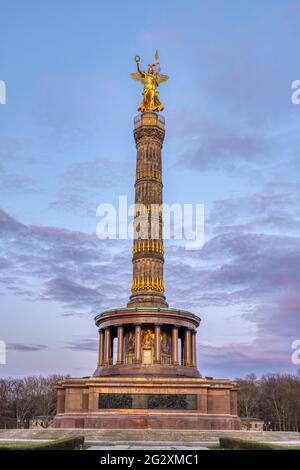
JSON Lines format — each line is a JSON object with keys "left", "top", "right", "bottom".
{"left": 237, "top": 373, "right": 300, "bottom": 432}
{"left": 0, "top": 375, "right": 68, "bottom": 428}
{"left": 236, "top": 374, "right": 259, "bottom": 421}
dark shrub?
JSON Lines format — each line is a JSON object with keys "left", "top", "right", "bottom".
{"left": 219, "top": 437, "right": 283, "bottom": 450}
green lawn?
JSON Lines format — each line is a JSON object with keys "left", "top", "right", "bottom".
{"left": 212, "top": 437, "right": 300, "bottom": 451}
{"left": 0, "top": 436, "right": 85, "bottom": 450}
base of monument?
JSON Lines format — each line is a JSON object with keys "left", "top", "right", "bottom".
{"left": 54, "top": 376, "right": 241, "bottom": 430}
{"left": 54, "top": 411, "right": 241, "bottom": 430}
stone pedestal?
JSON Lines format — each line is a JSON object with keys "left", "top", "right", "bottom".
{"left": 54, "top": 376, "right": 240, "bottom": 430}
{"left": 54, "top": 304, "right": 241, "bottom": 430}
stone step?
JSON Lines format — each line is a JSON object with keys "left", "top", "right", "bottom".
{"left": 85, "top": 440, "right": 216, "bottom": 447}
{"left": 0, "top": 429, "right": 300, "bottom": 443}
{"left": 88, "top": 445, "right": 210, "bottom": 450}
{"left": 0, "top": 438, "right": 214, "bottom": 447}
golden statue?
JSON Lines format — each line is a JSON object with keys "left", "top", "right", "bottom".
{"left": 130, "top": 50, "right": 169, "bottom": 112}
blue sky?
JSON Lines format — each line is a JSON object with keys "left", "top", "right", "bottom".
{"left": 0, "top": 0, "right": 300, "bottom": 379}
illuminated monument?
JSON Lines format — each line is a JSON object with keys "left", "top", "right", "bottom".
{"left": 54, "top": 53, "right": 241, "bottom": 429}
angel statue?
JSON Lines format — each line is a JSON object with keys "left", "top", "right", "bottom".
{"left": 130, "top": 50, "right": 169, "bottom": 113}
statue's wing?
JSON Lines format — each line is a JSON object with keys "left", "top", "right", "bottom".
{"left": 156, "top": 73, "right": 169, "bottom": 84}
{"left": 130, "top": 72, "right": 146, "bottom": 84}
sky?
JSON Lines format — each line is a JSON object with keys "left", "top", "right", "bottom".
{"left": 0, "top": 0, "right": 300, "bottom": 379}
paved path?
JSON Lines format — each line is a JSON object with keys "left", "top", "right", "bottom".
{"left": 1, "top": 429, "right": 300, "bottom": 442}
{"left": 88, "top": 445, "right": 209, "bottom": 450}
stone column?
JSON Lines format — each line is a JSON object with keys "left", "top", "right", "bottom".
{"left": 97, "top": 329, "right": 104, "bottom": 367}
{"left": 104, "top": 327, "right": 111, "bottom": 365}
{"left": 181, "top": 333, "right": 184, "bottom": 366}
{"left": 154, "top": 324, "right": 161, "bottom": 363}
{"left": 191, "top": 330, "right": 197, "bottom": 367}
{"left": 128, "top": 113, "right": 168, "bottom": 308}
{"left": 184, "top": 328, "right": 191, "bottom": 366}
{"left": 135, "top": 325, "right": 142, "bottom": 363}
{"left": 117, "top": 325, "right": 124, "bottom": 365}
{"left": 171, "top": 326, "right": 179, "bottom": 365}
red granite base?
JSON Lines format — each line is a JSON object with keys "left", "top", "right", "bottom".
{"left": 54, "top": 411, "right": 241, "bottom": 430}
{"left": 54, "top": 376, "right": 241, "bottom": 430}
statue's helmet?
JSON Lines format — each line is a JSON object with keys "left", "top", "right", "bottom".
{"left": 147, "top": 64, "right": 155, "bottom": 75}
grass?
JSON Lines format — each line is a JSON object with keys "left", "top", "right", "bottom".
{"left": 0, "top": 436, "right": 85, "bottom": 450}
{"left": 217, "top": 437, "right": 300, "bottom": 450}
{"left": 208, "top": 446, "right": 228, "bottom": 450}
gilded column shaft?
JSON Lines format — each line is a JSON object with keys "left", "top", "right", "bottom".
{"left": 128, "top": 112, "right": 168, "bottom": 308}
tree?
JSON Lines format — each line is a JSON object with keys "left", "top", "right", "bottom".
{"left": 0, "top": 375, "right": 68, "bottom": 428}
{"left": 236, "top": 374, "right": 259, "bottom": 420}
{"left": 237, "top": 373, "right": 300, "bottom": 432}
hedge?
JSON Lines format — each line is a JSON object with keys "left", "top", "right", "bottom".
{"left": 219, "top": 437, "right": 284, "bottom": 450}
{"left": 0, "top": 436, "right": 85, "bottom": 450}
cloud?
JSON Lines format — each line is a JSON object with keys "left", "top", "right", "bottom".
{"left": 7, "top": 343, "right": 47, "bottom": 351}
{"left": 0, "top": 207, "right": 131, "bottom": 314}
{"left": 63, "top": 337, "right": 98, "bottom": 352}
{"left": 0, "top": 208, "right": 25, "bottom": 233}
{"left": 174, "top": 114, "right": 272, "bottom": 173}
{"left": 164, "top": 182, "right": 300, "bottom": 377}
{"left": 50, "top": 157, "right": 132, "bottom": 213}
{"left": 0, "top": 169, "right": 39, "bottom": 194}
{"left": 182, "top": 133, "right": 268, "bottom": 172}
{"left": 42, "top": 278, "right": 104, "bottom": 308}
{"left": 208, "top": 183, "right": 300, "bottom": 228}
{"left": 198, "top": 339, "right": 295, "bottom": 378}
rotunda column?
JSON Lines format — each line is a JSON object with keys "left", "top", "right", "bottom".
{"left": 191, "top": 330, "right": 197, "bottom": 367}
{"left": 134, "top": 325, "right": 142, "bottom": 363}
{"left": 154, "top": 324, "right": 161, "bottom": 364}
{"left": 104, "top": 327, "right": 111, "bottom": 365}
{"left": 97, "top": 329, "right": 104, "bottom": 367}
{"left": 184, "top": 328, "right": 192, "bottom": 366}
{"left": 171, "top": 326, "right": 179, "bottom": 365}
